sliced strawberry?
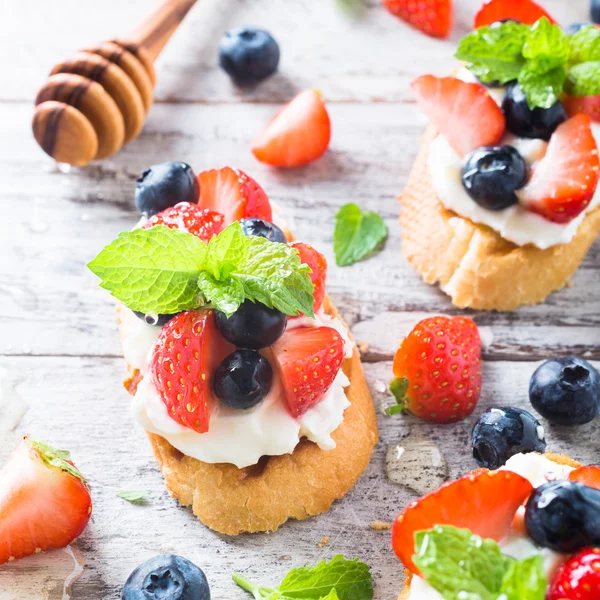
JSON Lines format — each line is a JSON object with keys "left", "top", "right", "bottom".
{"left": 563, "top": 93, "right": 600, "bottom": 123}
{"left": 150, "top": 310, "right": 234, "bottom": 433}
{"left": 392, "top": 470, "right": 533, "bottom": 574}
{"left": 0, "top": 437, "right": 92, "bottom": 565}
{"left": 569, "top": 466, "right": 600, "bottom": 490}
{"left": 143, "top": 202, "right": 224, "bottom": 242}
{"left": 518, "top": 114, "right": 600, "bottom": 224}
{"left": 197, "top": 167, "right": 272, "bottom": 225}
{"left": 251, "top": 90, "right": 331, "bottom": 168}
{"left": 411, "top": 75, "right": 505, "bottom": 156}
{"left": 474, "top": 0, "right": 556, "bottom": 28}
{"left": 290, "top": 241, "right": 327, "bottom": 313}
{"left": 273, "top": 326, "right": 344, "bottom": 417}
{"left": 382, "top": 0, "right": 452, "bottom": 39}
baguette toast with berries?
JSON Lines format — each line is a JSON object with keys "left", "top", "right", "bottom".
{"left": 400, "top": 15, "right": 600, "bottom": 311}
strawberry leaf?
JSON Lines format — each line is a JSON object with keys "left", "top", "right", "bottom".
{"left": 30, "top": 439, "right": 87, "bottom": 484}
{"left": 386, "top": 377, "right": 409, "bottom": 415}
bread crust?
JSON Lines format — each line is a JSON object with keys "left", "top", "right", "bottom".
{"left": 118, "top": 299, "right": 378, "bottom": 535}
{"left": 400, "top": 126, "right": 600, "bottom": 311}
{"left": 396, "top": 451, "right": 582, "bottom": 599}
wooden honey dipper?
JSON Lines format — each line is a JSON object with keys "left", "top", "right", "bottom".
{"left": 32, "top": 0, "right": 197, "bottom": 166}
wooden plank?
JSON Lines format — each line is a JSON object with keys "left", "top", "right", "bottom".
{"left": 0, "top": 357, "right": 598, "bottom": 598}
{"left": 1, "top": 0, "right": 588, "bottom": 103}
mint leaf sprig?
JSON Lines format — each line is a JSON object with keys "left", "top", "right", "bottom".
{"left": 414, "top": 525, "right": 547, "bottom": 600}
{"left": 233, "top": 555, "right": 373, "bottom": 600}
{"left": 88, "top": 223, "right": 315, "bottom": 318}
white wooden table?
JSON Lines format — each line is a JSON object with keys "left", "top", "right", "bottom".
{"left": 0, "top": 1, "right": 598, "bottom": 598}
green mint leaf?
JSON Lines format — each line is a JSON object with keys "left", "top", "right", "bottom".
{"left": 88, "top": 226, "right": 206, "bottom": 315}
{"left": 386, "top": 377, "right": 409, "bottom": 416}
{"left": 334, "top": 204, "right": 387, "bottom": 267}
{"left": 117, "top": 490, "right": 150, "bottom": 504}
{"left": 197, "top": 271, "right": 244, "bottom": 317}
{"left": 569, "top": 25, "right": 600, "bottom": 64}
{"left": 455, "top": 21, "right": 528, "bottom": 84}
{"left": 499, "top": 555, "right": 547, "bottom": 600}
{"left": 30, "top": 439, "right": 87, "bottom": 484}
{"left": 522, "top": 17, "right": 569, "bottom": 75}
{"left": 320, "top": 591, "right": 340, "bottom": 600}
{"left": 414, "top": 526, "right": 513, "bottom": 600}
{"left": 518, "top": 64, "right": 565, "bottom": 109}
{"left": 565, "top": 61, "right": 600, "bottom": 96}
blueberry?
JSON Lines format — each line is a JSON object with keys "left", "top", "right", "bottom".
{"left": 470, "top": 406, "right": 547, "bottom": 469}
{"left": 501, "top": 82, "right": 567, "bottom": 141}
{"left": 213, "top": 349, "right": 273, "bottom": 409}
{"left": 529, "top": 356, "right": 600, "bottom": 426}
{"left": 121, "top": 554, "right": 210, "bottom": 600}
{"left": 593, "top": 0, "right": 600, "bottom": 24}
{"left": 240, "top": 218, "right": 287, "bottom": 243}
{"left": 218, "top": 27, "right": 280, "bottom": 85}
{"left": 525, "top": 480, "right": 600, "bottom": 553}
{"left": 133, "top": 311, "right": 178, "bottom": 327}
{"left": 564, "top": 22, "right": 594, "bottom": 34}
{"left": 461, "top": 146, "right": 528, "bottom": 211}
{"left": 215, "top": 301, "right": 287, "bottom": 349}
{"left": 135, "top": 162, "right": 198, "bottom": 217}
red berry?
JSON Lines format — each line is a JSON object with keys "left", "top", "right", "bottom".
{"left": 273, "top": 326, "right": 344, "bottom": 417}
{"left": 569, "top": 466, "right": 600, "bottom": 491}
{"left": 0, "top": 436, "right": 92, "bottom": 565}
{"left": 143, "top": 202, "right": 225, "bottom": 242}
{"left": 150, "top": 310, "right": 234, "bottom": 433}
{"left": 547, "top": 547, "right": 600, "bottom": 600}
{"left": 518, "top": 114, "right": 600, "bottom": 224}
{"left": 474, "top": 0, "right": 556, "bottom": 28}
{"left": 392, "top": 316, "right": 482, "bottom": 423}
{"left": 392, "top": 470, "right": 533, "bottom": 575}
{"left": 290, "top": 241, "right": 327, "bottom": 313}
{"left": 382, "top": 0, "right": 452, "bottom": 39}
{"left": 411, "top": 75, "right": 505, "bottom": 156}
{"left": 564, "top": 93, "right": 600, "bottom": 123}
{"left": 252, "top": 90, "right": 331, "bottom": 168}
{"left": 197, "top": 167, "right": 272, "bottom": 225}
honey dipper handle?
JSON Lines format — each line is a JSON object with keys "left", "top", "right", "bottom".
{"left": 127, "top": 0, "right": 197, "bottom": 61}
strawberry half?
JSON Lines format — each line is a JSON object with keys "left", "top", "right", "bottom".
{"left": 382, "top": 0, "right": 452, "bottom": 39}
{"left": 411, "top": 75, "right": 505, "bottom": 156}
{"left": 290, "top": 241, "right": 327, "bottom": 313}
{"left": 518, "top": 114, "right": 600, "bottom": 224}
{"left": 273, "top": 326, "right": 344, "bottom": 417}
{"left": 197, "top": 167, "right": 272, "bottom": 225}
{"left": 569, "top": 466, "right": 600, "bottom": 490}
{"left": 474, "top": 0, "right": 556, "bottom": 28}
{"left": 547, "top": 547, "right": 600, "bottom": 600}
{"left": 392, "top": 470, "right": 534, "bottom": 575}
{"left": 0, "top": 437, "right": 92, "bottom": 565}
{"left": 251, "top": 89, "right": 331, "bottom": 168}
{"left": 391, "top": 316, "right": 482, "bottom": 424}
{"left": 143, "top": 202, "right": 224, "bottom": 242}
{"left": 563, "top": 93, "right": 600, "bottom": 123}
{"left": 150, "top": 310, "right": 234, "bottom": 433}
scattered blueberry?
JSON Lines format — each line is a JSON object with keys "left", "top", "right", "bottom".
{"left": 240, "top": 218, "right": 287, "bottom": 243}
{"left": 133, "top": 311, "right": 178, "bottom": 327}
{"left": 135, "top": 162, "right": 198, "bottom": 217}
{"left": 213, "top": 349, "right": 273, "bottom": 409}
{"left": 121, "top": 554, "right": 210, "bottom": 600}
{"left": 525, "top": 480, "right": 600, "bottom": 553}
{"left": 470, "top": 406, "right": 547, "bottom": 469}
{"left": 564, "top": 22, "right": 594, "bottom": 34}
{"left": 593, "top": 0, "right": 600, "bottom": 24}
{"left": 529, "top": 356, "right": 600, "bottom": 426}
{"left": 502, "top": 82, "right": 567, "bottom": 140}
{"left": 215, "top": 300, "right": 287, "bottom": 349}
{"left": 218, "top": 27, "right": 280, "bottom": 85}
{"left": 461, "top": 145, "right": 528, "bottom": 211}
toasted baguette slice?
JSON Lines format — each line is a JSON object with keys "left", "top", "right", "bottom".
{"left": 400, "top": 126, "right": 600, "bottom": 311}
{"left": 118, "top": 297, "right": 378, "bottom": 535}
{"left": 396, "top": 451, "right": 582, "bottom": 599}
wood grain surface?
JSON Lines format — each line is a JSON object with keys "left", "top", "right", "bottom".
{"left": 0, "top": 1, "right": 598, "bottom": 599}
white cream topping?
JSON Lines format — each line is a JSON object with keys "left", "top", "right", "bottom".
{"left": 120, "top": 306, "right": 354, "bottom": 469}
{"left": 406, "top": 452, "right": 576, "bottom": 600}
{"left": 427, "top": 68, "right": 600, "bottom": 249}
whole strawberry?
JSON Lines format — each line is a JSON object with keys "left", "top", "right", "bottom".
{"left": 547, "top": 547, "right": 600, "bottom": 600}
{"left": 389, "top": 316, "right": 482, "bottom": 423}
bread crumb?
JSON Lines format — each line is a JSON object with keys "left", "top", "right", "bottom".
{"left": 318, "top": 536, "right": 330, "bottom": 548}
{"left": 565, "top": 280, "right": 573, "bottom": 288}
{"left": 371, "top": 521, "right": 392, "bottom": 531}
{"left": 357, "top": 341, "right": 369, "bottom": 354}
